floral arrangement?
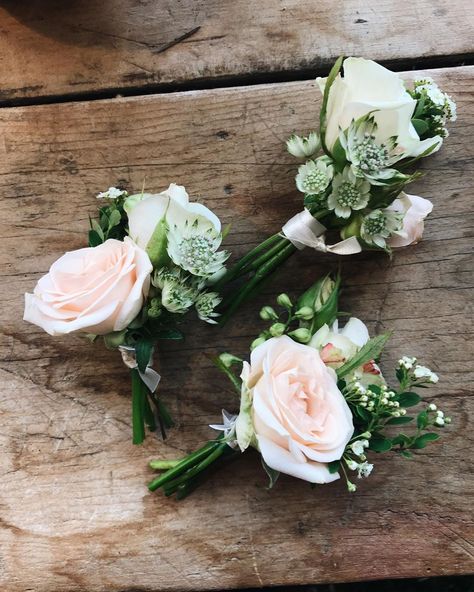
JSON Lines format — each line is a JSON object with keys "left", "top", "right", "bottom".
{"left": 214, "top": 57, "right": 457, "bottom": 322}
{"left": 24, "top": 183, "right": 229, "bottom": 443}
{"left": 148, "top": 276, "right": 449, "bottom": 499}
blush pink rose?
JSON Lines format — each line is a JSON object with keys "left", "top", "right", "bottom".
{"left": 388, "top": 193, "right": 433, "bottom": 248}
{"left": 238, "top": 335, "right": 354, "bottom": 483}
{"left": 24, "top": 237, "right": 152, "bottom": 336}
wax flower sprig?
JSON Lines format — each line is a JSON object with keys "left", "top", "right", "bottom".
{"left": 24, "top": 184, "right": 230, "bottom": 444}
{"left": 214, "top": 57, "right": 457, "bottom": 322}
{"left": 148, "top": 275, "right": 450, "bottom": 499}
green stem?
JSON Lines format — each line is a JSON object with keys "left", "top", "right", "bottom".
{"left": 240, "top": 237, "right": 288, "bottom": 273}
{"left": 149, "top": 459, "right": 182, "bottom": 470}
{"left": 219, "top": 241, "right": 296, "bottom": 325}
{"left": 213, "top": 233, "right": 282, "bottom": 290}
{"left": 131, "top": 369, "right": 146, "bottom": 445}
{"left": 148, "top": 438, "right": 223, "bottom": 491}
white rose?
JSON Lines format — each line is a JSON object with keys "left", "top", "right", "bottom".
{"left": 126, "top": 184, "right": 221, "bottom": 262}
{"left": 237, "top": 336, "right": 354, "bottom": 484}
{"left": 317, "top": 57, "right": 441, "bottom": 157}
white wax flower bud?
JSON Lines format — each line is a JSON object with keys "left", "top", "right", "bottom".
{"left": 294, "top": 306, "right": 314, "bottom": 320}
{"left": 288, "top": 328, "right": 312, "bottom": 344}
{"left": 260, "top": 306, "right": 278, "bottom": 321}
{"left": 277, "top": 293, "right": 292, "bottom": 309}
{"left": 270, "top": 323, "right": 286, "bottom": 337}
{"left": 251, "top": 336, "right": 267, "bottom": 350}
{"left": 347, "top": 482, "right": 357, "bottom": 493}
{"left": 428, "top": 403, "right": 437, "bottom": 411}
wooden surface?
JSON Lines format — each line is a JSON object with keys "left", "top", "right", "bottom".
{"left": 0, "top": 0, "right": 473, "bottom": 102}
{"left": 0, "top": 66, "right": 473, "bottom": 591}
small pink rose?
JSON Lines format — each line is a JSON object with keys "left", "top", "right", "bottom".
{"left": 24, "top": 238, "right": 152, "bottom": 336}
{"left": 239, "top": 336, "right": 354, "bottom": 484}
{"left": 388, "top": 193, "right": 433, "bottom": 248}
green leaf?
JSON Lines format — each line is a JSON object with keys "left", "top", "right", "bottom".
{"left": 91, "top": 219, "right": 104, "bottom": 240}
{"left": 391, "top": 434, "right": 411, "bottom": 447}
{"left": 354, "top": 405, "right": 371, "bottom": 422}
{"left": 413, "top": 93, "right": 426, "bottom": 118}
{"left": 386, "top": 416, "right": 414, "bottom": 425}
{"left": 417, "top": 410, "right": 429, "bottom": 429}
{"left": 261, "top": 459, "right": 280, "bottom": 489}
{"left": 412, "top": 432, "right": 440, "bottom": 449}
{"left": 401, "top": 450, "right": 413, "bottom": 459}
{"left": 320, "top": 56, "right": 344, "bottom": 154}
{"left": 411, "top": 118, "right": 429, "bottom": 137}
{"left": 369, "top": 435, "right": 392, "bottom": 453}
{"left": 336, "top": 332, "right": 391, "bottom": 380}
{"left": 328, "top": 460, "right": 341, "bottom": 474}
{"left": 396, "top": 392, "right": 422, "bottom": 408}
{"left": 146, "top": 217, "right": 170, "bottom": 269}
{"left": 155, "top": 329, "right": 184, "bottom": 340}
{"left": 108, "top": 208, "right": 122, "bottom": 229}
{"left": 211, "top": 355, "right": 242, "bottom": 394}
{"left": 88, "top": 229, "right": 103, "bottom": 247}
{"left": 135, "top": 339, "right": 153, "bottom": 374}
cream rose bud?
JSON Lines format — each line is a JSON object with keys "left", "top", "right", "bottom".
{"left": 317, "top": 57, "right": 441, "bottom": 157}
{"left": 24, "top": 238, "right": 152, "bottom": 336}
{"left": 237, "top": 336, "right": 354, "bottom": 484}
{"left": 126, "top": 183, "right": 221, "bottom": 265}
{"left": 387, "top": 193, "right": 433, "bottom": 248}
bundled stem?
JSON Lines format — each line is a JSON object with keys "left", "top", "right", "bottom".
{"left": 131, "top": 369, "right": 174, "bottom": 444}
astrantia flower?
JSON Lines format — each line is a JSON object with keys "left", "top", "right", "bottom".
{"left": 97, "top": 187, "right": 127, "bottom": 200}
{"left": 167, "top": 221, "right": 229, "bottom": 278}
{"left": 327, "top": 166, "right": 370, "bottom": 218}
{"left": 161, "top": 281, "right": 196, "bottom": 314}
{"left": 287, "top": 132, "right": 321, "bottom": 159}
{"left": 295, "top": 156, "right": 334, "bottom": 195}
{"left": 195, "top": 291, "right": 222, "bottom": 324}
{"left": 360, "top": 208, "right": 403, "bottom": 248}
{"left": 340, "top": 116, "right": 407, "bottom": 184}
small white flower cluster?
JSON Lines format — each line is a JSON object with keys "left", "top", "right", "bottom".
{"left": 96, "top": 187, "right": 127, "bottom": 200}
{"left": 350, "top": 381, "right": 406, "bottom": 417}
{"left": 428, "top": 404, "right": 451, "bottom": 427}
{"left": 345, "top": 435, "right": 373, "bottom": 490}
{"left": 398, "top": 356, "right": 417, "bottom": 370}
{"left": 413, "top": 77, "right": 457, "bottom": 138}
{"left": 398, "top": 357, "right": 439, "bottom": 384}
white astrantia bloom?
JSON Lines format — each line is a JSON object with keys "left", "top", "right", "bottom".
{"left": 327, "top": 166, "right": 371, "bottom": 218}
{"left": 287, "top": 132, "right": 321, "bottom": 159}
{"left": 195, "top": 291, "right": 222, "bottom": 324}
{"left": 340, "top": 116, "right": 407, "bottom": 184}
{"left": 295, "top": 156, "right": 334, "bottom": 195}
{"left": 97, "top": 187, "right": 127, "bottom": 200}
{"left": 360, "top": 208, "right": 403, "bottom": 249}
{"left": 317, "top": 57, "right": 442, "bottom": 158}
{"left": 413, "top": 365, "right": 439, "bottom": 384}
{"left": 160, "top": 279, "right": 196, "bottom": 314}
{"left": 167, "top": 221, "right": 229, "bottom": 278}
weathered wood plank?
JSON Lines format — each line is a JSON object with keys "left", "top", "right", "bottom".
{"left": 0, "top": 67, "right": 473, "bottom": 591}
{"left": 0, "top": 1, "right": 473, "bottom": 101}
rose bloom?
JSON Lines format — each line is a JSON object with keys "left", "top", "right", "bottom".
{"left": 237, "top": 335, "right": 354, "bottom": 484}
{"left": 387, "top": 193, "right": 433, "bottom": 248}
{"left": 24, "top": 237, "right": 152, "bottom": 336}
{"left": 126, "top": 183, "right": 221, "bottom": 252}
{"left": 317, "top": 57, "right": 441, "bottom": 157}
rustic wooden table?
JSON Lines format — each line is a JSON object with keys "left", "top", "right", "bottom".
{"left": 0, "top": 2, "right": 473, "bottom": 591}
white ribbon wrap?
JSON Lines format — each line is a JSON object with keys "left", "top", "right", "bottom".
{"left": 281, "top": 209, "right": 362, "bottom": 255}
{"left": 119, "top": 345, "right": 161, "bottom": 393}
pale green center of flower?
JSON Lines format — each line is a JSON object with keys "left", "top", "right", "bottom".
{"left": 303, "top": 169, "right": 327, "bottom": 194}
{"left": 353, "top": 133, "right": 389, "bottom": 173}
{"left": 177, "top": 236, "right": 216, "bottom": 270}
{"left": 336, "top": 181, "right": 360, "bottom": 207}
{"left": 364, "top": 212, "right": 386, "bottom": 235}
{"left": 197, "top": 294, "right": 215, "bottom": 316}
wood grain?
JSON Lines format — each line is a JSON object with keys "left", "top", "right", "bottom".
{"left": 0, "top": 66, "right": 473, "bottom": 591}
{"left": 0, "top": 0, "right": 473, "bottom": 102}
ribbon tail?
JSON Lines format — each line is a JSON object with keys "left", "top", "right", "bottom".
{"left": 325, "top": 236, "right": 362, "bottom": 255}
{"left": 139, "top": 367, "right": 161, "bottom": 393}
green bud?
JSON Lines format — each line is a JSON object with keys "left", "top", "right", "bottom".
{"left": 103, "top": 330, "right": 127, "bottom": 349}
{"left": 123, "top": 193, "right": 146, "bottom": 215}
{"left": 259, "top": 306, "right": 279, "bottom": 321}
{"left": 219, "top": 352, "right": 242, "bottom": 368}
{"left": 277, "top": 293, "right": 292, "bottom": 309}
{"left": 269, "top": 323, "right": 286, "bottom": 337}
{"left": 147, "top": 297, "right": 162, "bottom": 319}
{"left": 341, "top": 214, "right": 363, "bottom": 240}
{"left": 314, "top": 276, "right": 335, "bottom": 312}
{"left": 250, "top": 336, "right": 267, "bottom": 350}
{"left": 288, "top": 328, "right": 311, "bottom": 343}
{"left": 294, "top": 306, "right": 314, "bottom": 320}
